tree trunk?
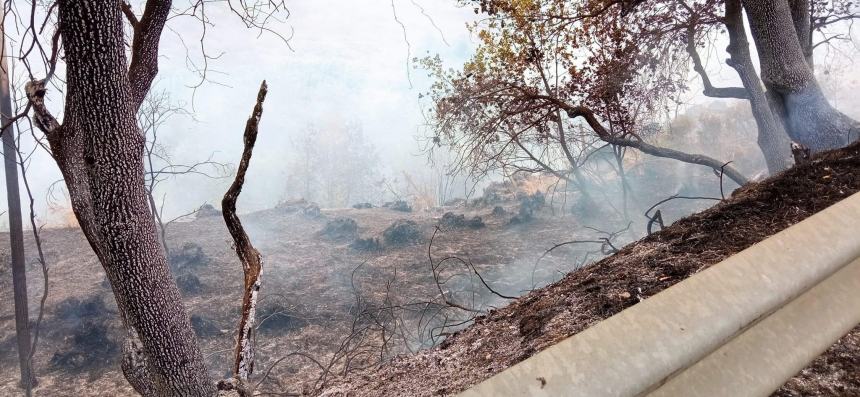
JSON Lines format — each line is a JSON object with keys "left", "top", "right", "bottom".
{"left": 724, "top": 0, "right": 793, "bottom": 173}
{"left": 743, "top": 0, "right": 860, "bottom": 152}
{"left": 48, "top": 1, "right": 213, "bottom": 395}
{"left": 787, "top": 0, "right": 814, "bottom": 68}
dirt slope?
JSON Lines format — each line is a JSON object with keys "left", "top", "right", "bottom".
{"left": 316, "top": 142, "right": 860, "bottom": 397}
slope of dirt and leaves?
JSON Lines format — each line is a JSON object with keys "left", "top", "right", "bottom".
{"left": 316, "top": 142, "right": 860, "bottom": 397}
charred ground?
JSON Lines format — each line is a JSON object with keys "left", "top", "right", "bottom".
{"left": 316, "top": 142, "right": 860, "bottom": 397}
{"left": 0, "top": 143, "right": 857, "bottom": 396}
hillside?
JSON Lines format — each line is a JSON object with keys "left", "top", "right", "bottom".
{"left": 316, "top": 142, "right": 860, "bottom": 396}
{"left": 0, "top": 179, "right": 632, "bottom": 395}
{"left": 0, "top": 143, "right": 857, "bottom": 397}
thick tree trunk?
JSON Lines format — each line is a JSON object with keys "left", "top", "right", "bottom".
{"left": 48, "top": 1, "right": 213, "bottom": 395}
{"left": 787, "top": 0, "right": 814, "bottom": 68}
{"left": 723, "top": 0, "right": 793, "bottom": 173}
{"left": 743, "top": 0, "right": 860, "bottom": 152}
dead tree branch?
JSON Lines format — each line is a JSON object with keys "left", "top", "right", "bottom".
{"left": 644, "top": 194, "right": 721, "bottom": 235}
{"left": 17, "top": 137, "right": 49, "bottom": 393}
{"left": 221, "top": 80, "right": 267, "bottom": 391}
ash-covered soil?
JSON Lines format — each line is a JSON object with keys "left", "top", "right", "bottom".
{"left": 1, "top": 143, "right": 857, "bottom": 397}
{"left": 0, "top": 181, "right": 636, "bottom": 396}
{"left": 316, "top": 142, "right": 860, "bottom": 397}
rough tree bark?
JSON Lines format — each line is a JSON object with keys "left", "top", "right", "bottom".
{"left": 787, "top": 0, "right": 814, "bottom": 68}
{"left": 27, "top": 0, "right": 214, "bottom": 395}
{"left": 743, "top": 0, "right": 860, "bottom": 152}
{"left": 723, "top": 0, "right": 794, "bottom": 173}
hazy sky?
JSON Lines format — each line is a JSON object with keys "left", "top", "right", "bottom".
{"left": 1, "top": 1, "right": 858, "bottom": 228}
{"left": 2, "top": 0, "right": 479, "bottom": 226}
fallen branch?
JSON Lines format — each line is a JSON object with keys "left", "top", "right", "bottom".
{"left": 644, "top": 194, "right": 721, "bottom": 235}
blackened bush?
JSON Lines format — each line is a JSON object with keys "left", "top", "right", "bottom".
{"left": 383, "top": 219, "right": 422, "bottom": 246}
{"left": 176, "top": 273, "right": 204, "bottom": 295}
{"left": 510, "top": 192, "right": 546, "bottom": 224}
{"left": 492, "top": 206, "right": 507, "bottom": 216}
{"left": 350, "top": 237, "right": 382, "bottom": 252}
{"left": 383, "top": 200, "right": 412, "bottom": 212}
{"left": 49, "top": 320, "right": 118, "bottom": 373}
{"left": 302, "top": 202, "right": 322, "bottom": 218}
{"left": 256, "top": 301, "right": 307, "bottom": 334}
{"left": 55, "top": 296, "right": 109, "bottom": 323}
{"left": 518, "top": 191, "right": 546, "bottom": 214}
{"left": 276, "top": 199, "right": 323, "bottom": 218}
{"left": 439, "top": 212, "right": 485, "bottom": 229}
{"left": 196, "top": 203, "right": 221, "bottom": 218}
{"left": 444, "top": 198, "right": 466, "bottom": 207}
{"left": 191, "top": 315, "right": 221, "bottom": 338}
{"left": 169, "top": 242, "right": 210, "bottom": 272}
{"left": 352, "top": 202, "right": 374, "bottom": 209}
{"left": 319, "top": 217, "right": 358, "bottom": 240}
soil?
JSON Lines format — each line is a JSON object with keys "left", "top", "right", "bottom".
{"left": 315, "top": 142, "right": 860, "bottom": 396}
{"left": 0, "top": 143, "right": 856, "bottom": 396}
{"left": 1, "top": 181, "right": 620, "bottom": 396}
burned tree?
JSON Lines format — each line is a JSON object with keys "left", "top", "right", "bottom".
{"left": 220, "top": 81, "right": 267, "bottom": 393}
{"left": 18, "top": 0, "right": 286, "bottom": 394}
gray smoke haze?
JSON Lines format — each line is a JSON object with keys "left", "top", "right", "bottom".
{"left": 0, "top": 2, "right": 858, "bottom": 230}
{"left": 0, "top": 1, "right": 479, "bottom": 228}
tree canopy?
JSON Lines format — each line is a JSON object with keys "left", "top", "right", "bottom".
{"left": 423, "top": 0, "right": 859, "bottom": 191}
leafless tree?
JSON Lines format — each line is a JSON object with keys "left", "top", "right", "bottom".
{"left": 139, "top": 90, "right": 230, "bottom": 256}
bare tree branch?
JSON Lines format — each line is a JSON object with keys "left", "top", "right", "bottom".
{"left": 221, "top": 80, "right": 267, "bottom": 391}
{"left": 685, "top": 27, "right": 749, "bottom": 100}
{"left": 530, "top": 94, "right": 751, "bottom": 185}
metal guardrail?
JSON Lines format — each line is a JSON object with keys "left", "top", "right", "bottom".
{"left": 459, "top": 192, "right": 860, "bottom": 397}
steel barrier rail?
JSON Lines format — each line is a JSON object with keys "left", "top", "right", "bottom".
{"left": 459, "top": 191, "right": 860, "bottom": 397}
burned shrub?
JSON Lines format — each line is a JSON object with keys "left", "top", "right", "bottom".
{"left": 256, "top": 301, "right": 307, "bottom": 334}
{"left": 50, "top": 320, "right": 119, "bottom": 373}
{"left": 383, "top": 219, "right": 422, "bottom": 246}
{"left": 350, "top": 236, "right": 382, "bottom": 252}
{"left": 319, "top": 217, "right": 359, "bottom": 240}
{"left": 169, "top": 242, "right": 210, "bottom": 272}
{"left": 277, "top": 198, "right": 322, "bottom": 218}
{"left": 519, "top": 191, "right": 546, "bottom": 212}
{"left": 176, "top": 273, "right": 205, "bottom": 295}
{"left": 55, "top": 295, "right": 110, "bottom": 324}
{"left": 275, "top": 198, "right": 308, "bottom": 212}
{"left": 510, "top": 192, "right": 546, "bottom": 224}
{"left": 196, "top": 203, "right": 221, "bottom": 218}
{"left": 352, "top": 202, "right": 374, "bottom": 209}
{"left": 303, "top": 202, "right": 322, "bottom": 218}
{"left": 383, "top": 200, "right": 412, "bottom": 212}
{"left": 191, "top": 314, "right": 221, "bottom": 338}
{"left": 50, "top": 296, "right": 119, "bottom": 374}
{"left": 440, "top": 212, "right": 485, "bottom": 229}
{"left": 509, "top": 207, "right": 533, "bottom": 225}
{"left": 492, "top": 206, "right": 507, "bottom": 216}
{"left": 471, "top": 180, "right": 519, "bottom": 207}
